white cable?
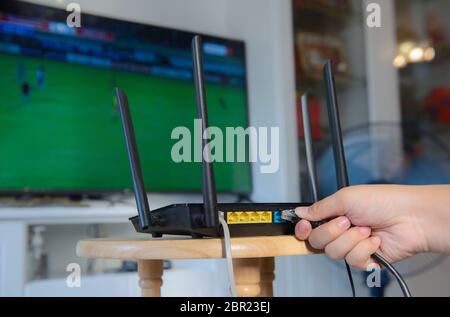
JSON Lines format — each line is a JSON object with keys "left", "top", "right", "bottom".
{"left": 219, "top": 212, "right": 238, "bottom": 297}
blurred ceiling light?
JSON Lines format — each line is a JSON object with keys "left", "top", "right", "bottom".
{"left": 424, "top": 47, "right": 436, "bottom": 61}
{"left": 399, "top": 41, "right": 415, "bottom": 55}
{"left": 393, "top": 54, "right": 408, "bottom": 68}
{"left": 409, "top": 47, "right": 424, "bottom": 63}
{"left": 394, "top": 41, "right": 436, "bottom": 68}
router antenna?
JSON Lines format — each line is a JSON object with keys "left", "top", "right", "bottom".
{"left": 301, "top": 94, "right": 319, "bottom": 202}
{"left": 192, "top": 35, "right": 219, "bottom": 228}
{"left": 322, "top": 60, "right": 412, "bottom": 297}
{"left": 323, "top": 60, "right": 355, "bottom": 297}
{"left": 116, "top": 88, "right": 150, "bottom": 229}
{"left": 323, "top": 60, "right": 349, "bottom": 189}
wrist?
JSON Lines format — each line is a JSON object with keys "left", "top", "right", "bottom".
{"left": 410, "top": 186, "right": 450, "bottom": 255}
{"left": 412, "top": 205, "right": 434, "bottom": 253}
{"left": 424, "top": 214, "right": 450, "bottom": 255}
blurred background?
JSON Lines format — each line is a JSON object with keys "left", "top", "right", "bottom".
{"left": 0, "top": 0, "right": 449, "bottom": 297}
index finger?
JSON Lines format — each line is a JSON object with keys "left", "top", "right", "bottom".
{"left": 295, "top": 189, "right": 348, "bottom": 222}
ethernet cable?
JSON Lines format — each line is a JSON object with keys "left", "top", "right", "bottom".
{"left": 219, "top": 212, "right": 238, "bottom": 297}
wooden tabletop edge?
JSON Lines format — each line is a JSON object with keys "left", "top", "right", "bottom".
{"left": 76, "top": 236, "right": 322, "bottom": 260}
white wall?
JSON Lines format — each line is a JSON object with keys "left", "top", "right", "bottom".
{"left": 363, "top": 0, "right": 401, "bottom": 124}
{"left": 0, "top": 222, "right": 27, "bottom": 295}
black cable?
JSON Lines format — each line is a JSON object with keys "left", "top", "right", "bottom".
{"left": 372, "top": 252, "right": 412, "bottom": 297}
{"left": 301, "top": 93, "right": 356, "bottom": 297}
{"left": 344, "top": 262, "right": 356, "bottom": 297}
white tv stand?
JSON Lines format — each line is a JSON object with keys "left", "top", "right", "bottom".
{"left": 0, "top": 199, "right": 136, "bottom": 296}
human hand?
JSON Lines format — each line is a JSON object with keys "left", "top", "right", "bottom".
{"left": 294, "top": 185, "right": 446, "bottom": 270}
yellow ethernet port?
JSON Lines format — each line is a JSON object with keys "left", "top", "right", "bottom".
{"left": 226, "top": 211, "right": 272, "bottom": 224}
{"left": 239, "top": 212, "right": 250, "bottom": 223}
{"left": 250, "top": 212, "right": 260, "bottom": 223}
{"left": 259, "top": 211, "right": 272, "bottom": 223}
{"left": 227, "top": 212, "right": 239, "bottom": 224}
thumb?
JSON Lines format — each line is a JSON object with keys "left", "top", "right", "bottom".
{"left": 295, "top": 190, "right": 348, "bottom": 221}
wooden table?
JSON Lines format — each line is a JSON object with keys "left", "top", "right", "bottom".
{"left": 76, "top": 235, "right": 318, "bottom": 297}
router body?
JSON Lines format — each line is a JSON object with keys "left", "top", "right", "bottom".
{"left": 130, "top": 203, "right": 310, "bottom": 238}
{"left": 117, "top": 36, "right": 311, "bottom": 239}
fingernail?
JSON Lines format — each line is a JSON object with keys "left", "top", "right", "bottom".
{"left": 297, "top": 221, "right": 309, "bottom": 236}
{"left": 337, "top": 216, "right": 350, "bottom": 228}
{"left": 295, "top": 207, "right": 309, "bottom": 218}
{"left": 295, "top": 221, "right": 311, "bottom": 240}
{"left": 371, "top": 236, "right": 381, "bottom": 245}
{"left": 358, "top": 227, "right": 371, "bottom": 236}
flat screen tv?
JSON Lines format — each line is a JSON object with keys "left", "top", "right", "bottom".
{"left": 0, "top": 0, "right": 251, "bottom": 195}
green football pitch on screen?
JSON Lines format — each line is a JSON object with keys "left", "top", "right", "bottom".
{"left": 0, "top": 54, "right": 252, "bottom": 193}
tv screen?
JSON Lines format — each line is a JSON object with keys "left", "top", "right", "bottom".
{"left": 0, "top": 0, "right": 251, "bottom": 194}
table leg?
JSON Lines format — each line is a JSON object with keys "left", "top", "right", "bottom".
{"left": 138, "top": 260, "right": 163, "bottom": 297}
{"left": 259, "top": 257, "right": 275, "bottom": 297}
{"left": 233, "top": 258, "right": 261, "bottom": 297}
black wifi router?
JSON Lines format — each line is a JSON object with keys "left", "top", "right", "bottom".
{"left": 116, "top": 36, "right": 313, "bottom": 238}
